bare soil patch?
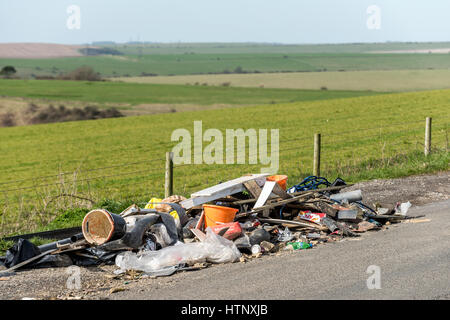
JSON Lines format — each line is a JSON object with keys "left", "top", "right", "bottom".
{"left": 0, "top": 43, "right": 84, "bottom": 59}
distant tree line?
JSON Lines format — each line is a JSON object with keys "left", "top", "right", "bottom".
{"left": 79, "top": 47, "right": 123, "bottom": 56}
{"left": 0, "top": 66, "right": 17, "bottom": 77}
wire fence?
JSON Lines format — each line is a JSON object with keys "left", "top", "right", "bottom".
{"left": 0, "top": 117, "right": 448, "bottom": 236}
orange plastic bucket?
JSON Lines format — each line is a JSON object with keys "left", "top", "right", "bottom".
{"left": 267, "top": 175, "right": 288, "bottom": 190}
{"left": 203, "top": 204, "right": 238, "bottom": 228}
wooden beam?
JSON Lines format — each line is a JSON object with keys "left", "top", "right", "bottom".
{"left": 181, "top": 174, "right": 268, "bottom": 209}
{"left": 271, "top": 182, "right": 292, "bottom": 199}
{"left": 258, "top": 218, "right": 324, "bottom": 230}
{"left": 243, "top": 180, "right": 262, "bottom": 198}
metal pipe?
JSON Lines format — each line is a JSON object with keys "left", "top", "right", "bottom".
{"left": 37, "top": 233, "right": 84, "bottom": 252}
{"left": 330, "top": 190, "right": 362, "bottom": 203}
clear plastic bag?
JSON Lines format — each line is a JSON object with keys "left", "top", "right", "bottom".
{"left": 115, "top": 228, "right": 241, "bottom": 273}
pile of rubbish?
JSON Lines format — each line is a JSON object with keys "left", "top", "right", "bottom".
{"left": 0, "top": 174, "right": 413, "bottom": 278}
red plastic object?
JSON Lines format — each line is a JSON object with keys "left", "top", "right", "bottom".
{"left": 209, "top": 222, "right": 242, "bottom": 240}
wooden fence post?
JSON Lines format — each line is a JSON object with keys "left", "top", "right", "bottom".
{"left": 425, "top": 117, "right": 432, "bottom": 156}
{"left": 313, "top": 133, "right": 321, "bottom": 176}
{"left": 165, "top": 152, "right": 173, "bottom": 198}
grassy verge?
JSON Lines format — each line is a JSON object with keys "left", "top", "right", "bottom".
{"left": 322, "top": 149, "right": 449, "bottom": 183}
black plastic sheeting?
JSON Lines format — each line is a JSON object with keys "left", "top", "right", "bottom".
{"left": 0, "top": 238, "right": 119, "bottom": 270}
{"left": 3, "top": 239, "right": 41, "bottom": 269}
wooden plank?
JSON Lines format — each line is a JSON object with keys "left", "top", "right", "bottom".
{"left": 190, "top": 229, "right": 206, "bottom": 242}
{"left": 271, "top": 183, "right": 292, "bottom": 199}
{"left": 254, "top": 192, "right": 314, "bottom": 212}
{"left": 230, "top": 185, "right": 351, "bottom": 206}
{"left": 243, "top": 180, "right": 262, "bottom": 198}
{"left": 181, "top": 174, "right": 268, "bottom": 209}
{"left": 195, "top": 211, "right": 205, "bottom": 231}
{"left": 258, "top": 218, "right": 323, "bottom": 229}
{"left": 191, "top": 174, "right": 267, "bottom": 197}
{"left": 234, "top": 193, "right": 314, "bottom": 219}
{"left": 181, "top": 185, "right": 243, "bottom": 209}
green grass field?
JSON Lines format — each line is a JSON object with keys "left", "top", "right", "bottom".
{"left": 0, "top": 89, "right": 448, "bottom": 235}
{"left": 3, "top": 52, "right": 450, "bottom": 78}
{"left": 0, "top": 79, "right": 382, "bottom": 107}
{"left": 102, "top": 42, "right": 450, "bottom": 54}
{"left": 115, "top": 69, "right": 450, "bottom": 92}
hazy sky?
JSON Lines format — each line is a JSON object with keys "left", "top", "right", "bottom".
{"left": 1, "top": 0, "right": 449, "bottom": 44}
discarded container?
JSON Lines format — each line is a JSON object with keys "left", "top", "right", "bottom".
{"left": 203, "top": 205, "right": 238, "bottom": 228}
{"left": 251, "top": 244, "right": 262, "bottom": 255}
{"left": 266, "top": 175, "right": 288, "bottom": 190}
{"left": 82, "top": 209, "right": 127, "bottom": 245}
{"left": 210, "top": 222, "right": 242, "bottom": 240}
{"left": 285, "top": 242, "right": 312, "bottom": 250}
{"left": 297, "top": 211, "right": 326, "bottom": 223}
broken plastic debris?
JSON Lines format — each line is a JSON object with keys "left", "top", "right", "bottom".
{"left": 395, "top": 201, "right": 412, "bottom": 216}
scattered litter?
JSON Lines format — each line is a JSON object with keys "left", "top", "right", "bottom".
{"left": 306, "top": 233, "right": 321, "bottom": 239}
{"left": 0, "top": 174, "right": 417, "bottom": 282}
{"left": 260, "top": 241, "right": 275, "bottom": 253}
{"left": 277, "top": 227, "right": 294, "bottom": 242}
{"left": 285, "top": 241, "right": 312, "bottom": 250}
{"left": 395, "top": 201, "right": 412, "bottom": 216}
{"left": 251, "top": 244, "right": 262, "bottom": 255}
{"left": 354, "top": 221, "right": 379, "bottom": 232}
{"left": 249, "top": 228, "right": 271, "bottom": 245}
{"left": 403, "top": 218, "right": 431, "bottom": 224}
{"left": 109, "top": 287, "right": 127, "bottom": 294}
{"left": 337, "top": 210, "right": 358, "bottom": 220}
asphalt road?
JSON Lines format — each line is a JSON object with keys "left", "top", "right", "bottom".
{"left": 114, "top": 199, "right": 450, "bottom": 300}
